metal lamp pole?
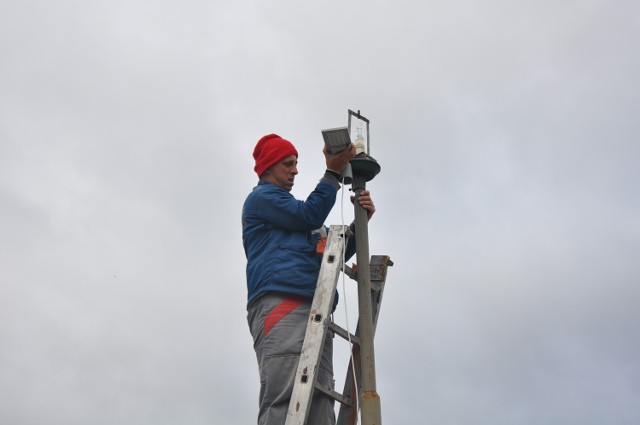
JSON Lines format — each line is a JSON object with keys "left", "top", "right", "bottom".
{"left": 348, "top": 110, "right": 382, "bottom": 425}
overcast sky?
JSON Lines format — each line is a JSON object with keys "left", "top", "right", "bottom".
{"left": 1, "top": 1, "right": 639, "bottom": 424}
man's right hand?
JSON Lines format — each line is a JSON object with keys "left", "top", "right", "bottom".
{"left": 324, "top": 143, "right": 356, "bottom": 173}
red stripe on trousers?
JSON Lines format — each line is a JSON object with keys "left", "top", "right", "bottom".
{"left": 264, "top": 297, "right": 305, "bottom": 336}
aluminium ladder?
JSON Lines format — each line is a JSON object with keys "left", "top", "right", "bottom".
{"left": 284, "top": 225, "right": 393, "bottom": 425}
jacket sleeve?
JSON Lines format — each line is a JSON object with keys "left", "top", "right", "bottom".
{"left": 254, "top": 181, "right": 338, "bottom": 231}
{"left": 344, "top": 222, "right": 357, "bottom": 260}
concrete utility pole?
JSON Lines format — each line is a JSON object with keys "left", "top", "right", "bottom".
{"left": 348, "top": 109, "right": 382, "bottom": 425}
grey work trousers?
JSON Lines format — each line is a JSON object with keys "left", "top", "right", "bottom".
{"left": 247, "top": 293, "right": 335, "bottom": 425}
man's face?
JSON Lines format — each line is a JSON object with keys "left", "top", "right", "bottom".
{"left": 262, "top": 154, "right": 298, "bottom": 191}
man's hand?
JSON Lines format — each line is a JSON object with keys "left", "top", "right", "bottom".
{"left": 351, "top": 190, "right": 376, "bottom": 221}
{"left": 324, "top": 143, "right": 355, "bottom": 173}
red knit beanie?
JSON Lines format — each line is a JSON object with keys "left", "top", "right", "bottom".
{"left": 253, "top": 134, "right": 298, "bottom": 177}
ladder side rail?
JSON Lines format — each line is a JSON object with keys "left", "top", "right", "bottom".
{"left": 337, "top": 255, "right": 393, "bottom": 425}
{"left": 284, "top": 225, "right": 350, "bottom": 425}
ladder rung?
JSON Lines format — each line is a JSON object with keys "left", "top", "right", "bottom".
{"left": 343, "top": 264, "right": 357, "bottom": 280}
{"left": 314, "top": 381, "right": 352, "bottom": 407}
{"left": 328, "top": 322, "right": 360, "bottom": 346}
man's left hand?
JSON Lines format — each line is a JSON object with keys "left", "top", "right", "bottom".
{"left": 351, "top": 190, "right": 376, "bottom": 220}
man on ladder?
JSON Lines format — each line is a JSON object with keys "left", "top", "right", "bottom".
{"left": 242, "top": 133, "right": 377, "bottom": 425}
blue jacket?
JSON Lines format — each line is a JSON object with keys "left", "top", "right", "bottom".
{"left": 242, "top": 174, "right": 355, "bottom": 306}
